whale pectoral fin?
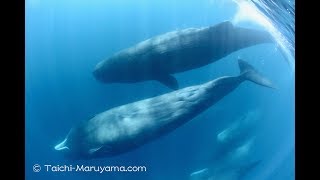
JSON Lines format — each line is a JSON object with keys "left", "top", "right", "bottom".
{"left": 89, "top": 146, "right": 103, "bottom": 154}
{"left": 89, "top": 145, "right": 112, "bottom": 155}
{"left": 156, "top": 75, "right": 179, "bottom": 90}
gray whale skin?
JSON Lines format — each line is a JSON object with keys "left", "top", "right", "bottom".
{"left": 55, "top": 59, "right": 274, "bottom": 160}
{"left": 93, "top": 21, "right": 273, "bottom": 90}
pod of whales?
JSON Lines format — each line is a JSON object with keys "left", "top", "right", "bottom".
{"left": 189, "top": 110, "right": 260, "bottom": 180}
{"left": 55, "top": 59, "right": 274, "bottom": 159}
{"left": 93, "top": 21, "right": 273, "bottom": 90}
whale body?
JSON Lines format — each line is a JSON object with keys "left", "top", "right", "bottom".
{"left": 55, "top": 59, "right": 274, "bottom": 159}
{"left": 209, "top": 109, "right": 261, "bottom": 162}
{"left": 217, "top": 109, "right": 261, "bottom": 145}
{"left": 93, "top": 21, "right": 273, "bottom": 90}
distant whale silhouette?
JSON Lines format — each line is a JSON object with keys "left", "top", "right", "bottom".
{"left": 217, "top": 109, "right": 261, "bottom": 146}
{"left": 190, "top": 130, "right": 259, "bottom": 180}
{"left": 209, "top": 109, "right": 261, "bottom": 162}
{"left": 194, "top": 109, "right": 261, "bottom": 174}
{"left": 93, "top": 21, "right": 273, "bottom": 90}
{"left": 189, "top": 160, "right": 261, "bottom": 180}
{"left": 55, "top": 59, "right": 274, "bottom": 160}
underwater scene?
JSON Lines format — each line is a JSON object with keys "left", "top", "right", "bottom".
{"left": 26, "top": 0, "right": 295, "bottom": 179}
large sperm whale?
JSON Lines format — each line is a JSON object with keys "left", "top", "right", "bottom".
{"left": 93, "top": 21, "right": 273, "bottom": 90}
{"left": 55, "top": 59, "right": 274, "bottom": 160}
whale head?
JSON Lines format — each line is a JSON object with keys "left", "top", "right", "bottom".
{"left": 92, "top": 60, "right": 116, "bottom": 83}
{"left": 54, "top": 127, "right": 97, "bottom": 160}
{"left": 55, "top": 140, "right": 99, "bottom": 160}
{"left": 54, "top": 138, "right": 69, "bottom": 151}
{"left": 54, "top": 123, "right": 116, "bottom": 160}
{"left": 92, "top": 54, "right": 135, "bottom": 84}
{"left": 54, "top": 136, "right": 77, "bottom": 159}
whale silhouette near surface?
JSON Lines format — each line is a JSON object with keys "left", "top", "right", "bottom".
{"left": 93, "top": 21, "right": 273, "bottom": 90}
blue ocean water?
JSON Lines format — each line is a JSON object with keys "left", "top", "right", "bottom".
{"left": 26, "top": 0, "right": 295, "bottom": 179}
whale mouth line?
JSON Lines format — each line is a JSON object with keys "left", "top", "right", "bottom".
{"left": 55, "top": 146, "right": 69, "bottom": 151}
{"left": 54, "top": 138, "right": 69, "bottom": 151}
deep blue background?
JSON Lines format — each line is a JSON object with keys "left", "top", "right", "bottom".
{"left": 26, "top": 0, "right": 294, "bottom": 179}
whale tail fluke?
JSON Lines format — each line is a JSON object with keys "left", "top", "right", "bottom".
{"left": 238, "top": 59, "right": 276, "bottom": 89}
